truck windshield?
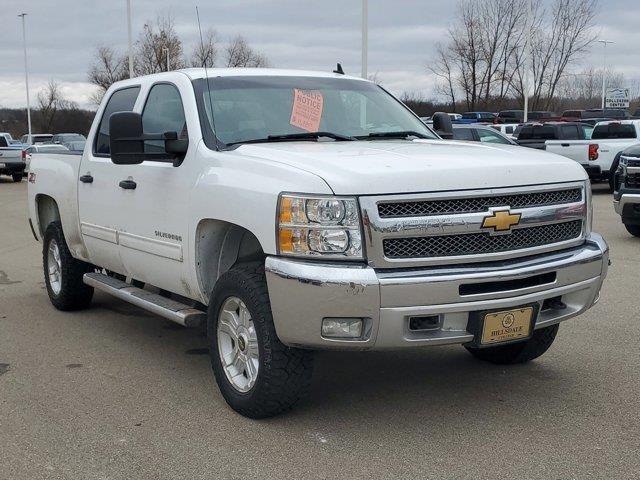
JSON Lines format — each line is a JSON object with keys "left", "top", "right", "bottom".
{"left": 192, "top": 76, "right": 437, "bottom": 147}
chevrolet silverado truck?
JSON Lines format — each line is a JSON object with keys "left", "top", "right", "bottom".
{"left": 546, "top": 120, "right": 640, "bottom": 189}
{"left": 0, "top": 136, "right": 26, "bottom": 182}
{"left": 613, "top": 144, "right": 640, "bottom": 236}
{"left": 27, "top": 69, "right": 609, "bottom": 418}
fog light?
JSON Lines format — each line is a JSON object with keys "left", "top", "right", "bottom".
{"left": 321, "top": 318, "right": 363, "bottom": 339}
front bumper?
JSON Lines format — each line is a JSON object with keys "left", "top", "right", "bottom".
{"left": 265, "top": 234, "right": 609, "bottom": 350}
{"left": 613, "top": 193, "right": 640, "bottom": 220}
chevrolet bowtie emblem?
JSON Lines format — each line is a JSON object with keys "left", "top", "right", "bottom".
{"left": 481, "top": 210, "right": 521, "bottom": 232}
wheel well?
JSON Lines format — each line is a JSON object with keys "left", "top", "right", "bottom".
{"left": 35, "top": 195, "right": 61, "bottom": 238}
{"left": 195, "top": 219, "right": 265, "bottom": 300}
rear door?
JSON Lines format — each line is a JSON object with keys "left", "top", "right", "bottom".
{"left": 78, "top": 85, "right": 141, "bottom": 274}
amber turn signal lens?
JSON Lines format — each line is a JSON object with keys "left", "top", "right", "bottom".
{"left": 279, "top": 197, "right": 293, "bottom": 223}
{"left": 278, "top": 228, "right": 294, "bottom": 253}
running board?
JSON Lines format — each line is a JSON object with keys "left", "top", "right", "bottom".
{"left": 83, "top": 272, "right": 205, "bottom": 327}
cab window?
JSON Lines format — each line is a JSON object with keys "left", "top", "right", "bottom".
{"left": 94, "top": 86, "right": 140, "bottom": 156}
{"left": 142, "top": 83, "right": 188, "bottom": 154}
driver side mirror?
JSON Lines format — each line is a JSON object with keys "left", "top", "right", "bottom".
{"left": 109, "top": 111, "right": 188, "bottom": 166}
{"left": 432, "top": 112, "right": 454, "bottom": 139}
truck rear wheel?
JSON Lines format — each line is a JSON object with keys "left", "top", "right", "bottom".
{"left": 464, "top": 324, "right": 559, "bottom": 365}
{"left": 12, "top": 173, "right": 22, "bottom": 182}
{"left": 207, "top": 262, "right": 313, "bottom": 418}
{"left": 625, "top": 224, "right": 640, "bottom": 237}
{"left": 43, "top": 221, "right": 94, "bottom": 311}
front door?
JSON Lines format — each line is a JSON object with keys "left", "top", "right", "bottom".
{"left": 115, "top": 81, "right": 195, "bottom": 297}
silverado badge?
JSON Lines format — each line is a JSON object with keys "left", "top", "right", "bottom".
{"left": 481, "top": 210, "right": 521, "bottom": 232}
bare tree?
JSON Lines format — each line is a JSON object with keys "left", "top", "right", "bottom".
{"left": 37, "top": 80, "right": 76, "bottom": 131}
{"left": 191, "top": 28, "right": 218, "bottom": 68}
{"left": 88, "top": 46, "right": 130, "bottom": 105}
{"left": 225, "top": 35, "right": 269, "bottom": 68}
{"left": 429, "top": 43, "right": 457, "bottom": 110}
{"left": 136, "top": 14, "right": 185, "bottom": 75}
{"left": 429, "top": 0, "right": 597, "bottom": 111}
{"left": 514, "top": 0, "right": 598, "bottom": 109}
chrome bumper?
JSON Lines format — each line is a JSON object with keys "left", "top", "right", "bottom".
{"left": 613, "top": 194, "right": 640, "bottom": 215}
{"left": 265, "top": 233, "right": 609, "bottom": 350}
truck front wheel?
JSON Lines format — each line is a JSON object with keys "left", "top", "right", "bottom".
{"left": 43, "top": 221, "right": 94, "bottom": 311}
{"left": 207, "top": 263, "right": 314, "bottom": 418}
{"left": 464, "top": 324, "right": 559, "bottom": 365}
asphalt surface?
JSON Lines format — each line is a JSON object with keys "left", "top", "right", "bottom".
{"left": 1, "top": 178, "right": 638, "bottom": 480}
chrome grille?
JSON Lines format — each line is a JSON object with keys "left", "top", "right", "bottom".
{"left": 383, "top": 220, "right": 583, "bottom": 259}
{"left": 378, "top": 188, "right": 582, "bottom": 218}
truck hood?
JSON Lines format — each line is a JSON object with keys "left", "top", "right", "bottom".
{"left": 233, "top": 140, "right": 587, "bottom": 195}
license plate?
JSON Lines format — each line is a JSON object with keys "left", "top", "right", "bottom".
{"left": 481, "top": 306, "right": 534, "bottom": 345}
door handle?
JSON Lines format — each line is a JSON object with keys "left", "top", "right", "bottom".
{"left": 561, "top": 143, "right": 570, "bottom": 147}
{"left": 119, "top": 179, "right": 137, "bottom": 190}
{"left": 79, "top": 174, "right": 93, "bottom": 183}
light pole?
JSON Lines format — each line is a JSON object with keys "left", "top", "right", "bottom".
{"left": 361, "top": 0, "right": 368, "bottom": 79}
{"left": 598, "top": 40, "right": 614, "bottom": 109}
{"left": 127, "top": 0, "right": 134, "bottom": 78}
{"left": 18, "top": 13, "right": 32, "bottom": 140}
{"left": 522, "top": 0, "right": 532, "bottom": 123}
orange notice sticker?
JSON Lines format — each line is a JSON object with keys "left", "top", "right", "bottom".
{"left": 290, "top": 89, "right": 324, "bottom": 132}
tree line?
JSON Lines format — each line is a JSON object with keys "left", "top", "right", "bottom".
{"left": 88, "top": 14, "right": 270, "bottom": 104}
{"left": 426, "top": 0, "right": 615, "bottom": 113}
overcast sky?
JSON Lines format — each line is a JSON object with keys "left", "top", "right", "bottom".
{"left": 1, "top": 0, "right": 639, "bottom": 110}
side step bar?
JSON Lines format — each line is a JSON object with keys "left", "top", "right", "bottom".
{"left": 83, "top": 272, "right": 206, "bottom": 327}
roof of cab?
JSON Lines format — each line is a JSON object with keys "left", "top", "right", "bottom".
{"left": 178, "top": 67, "right": 368, "bottom": 82}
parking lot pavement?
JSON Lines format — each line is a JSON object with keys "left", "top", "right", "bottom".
{"left": 0, "top": 178, "right": 638, "bottom": 480}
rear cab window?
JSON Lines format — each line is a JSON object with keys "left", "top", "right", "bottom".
{"left": 94, "top": 86, "right": 141, "bottom": 156}
{"left": 592, "top": 123, "right": 637, "bottom": 140}
{"left": 518, "top": 125, "right": 556, "bottom": 140}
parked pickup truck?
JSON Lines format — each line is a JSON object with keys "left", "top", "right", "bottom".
{"left": 546, "top": 120, "right": 640, "bottom": 189}
{"left": 516, "top": 122, "right": 593, "bottom": 150}
{"left": 613, "top": 144, "right": 640, "bottom": 237}
{"left": 0, "top": 136, "right": 25, "bottom": 182}
{"left": 27, "top": 68, "right": 609, "bottom": 418}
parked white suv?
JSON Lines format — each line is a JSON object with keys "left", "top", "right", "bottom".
{"left": 27, "top": 69, "right": 609, "bottom": 417}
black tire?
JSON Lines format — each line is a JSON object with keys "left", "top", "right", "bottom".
{"left": 465, "top": 324, "right": 559, "bottom": 365}
{"left": 207, "top": 262, "right": 313, "bottom": 418}
{"left": 12, "top": 173, "right": 22, "bottom": 182}
{"left": 625, "top": 224, "right": 640, "bottom": 237}
{"left": 43, "top": 221, "right": 94, "bottom": 311}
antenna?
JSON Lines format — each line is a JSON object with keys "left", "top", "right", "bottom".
{"left": 196, "top": 6, "right": 218, "bottom": 148}
{"left": 333, "top": 63, "right": 344, "bottom": 75}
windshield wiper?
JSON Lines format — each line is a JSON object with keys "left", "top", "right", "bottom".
{"left": 358, "top": 130, "right": 431, "bottom": 140}
{"left": 225, "top": 131, "right": 355, "bottom": 147}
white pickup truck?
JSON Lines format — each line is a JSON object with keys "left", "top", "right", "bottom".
{"left": 546, "top": 120, "right": 640, "bottom": 189}
{"left": 0, "top": 136, "right": 25, "bottom": 182}
{"left": 27, "top": 68, "right": 609, "bottom": 418}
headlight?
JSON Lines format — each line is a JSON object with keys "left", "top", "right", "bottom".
{"left": 277, "top": 194, "right": 363, "bottom": 259}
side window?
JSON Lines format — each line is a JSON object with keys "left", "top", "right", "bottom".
{"left": 560, "top": 125, "right": 580, "bottom": 139}
{"left": 142, "top": 83, "right": 187, "bottom": 153}
{"left": 94, "top": 86, "right": 140, "bottom": 156}
{"left": 505, "top": 126, "right": 514, "bottom": 134}
{"left": 452, "top": 128, "right": 475, "bottom": 141}
{"left": 477, "top": 129, "right": 509, "bottom": 144}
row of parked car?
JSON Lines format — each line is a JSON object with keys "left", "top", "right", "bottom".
{"left": 0, "top": 131, "right": 86, "bottom": 182}
{"left": 424, "top": 109, "right": 640, "bottom": 192}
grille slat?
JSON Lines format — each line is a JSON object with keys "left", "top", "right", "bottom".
{"left": 383, "top": 220, "right": 583, "bottom": 259}
{"left": 378, "top": 188, "right": 582, "bottom": 218}
{"left": 626, "top": 173, "right": 640, "bottom": 188}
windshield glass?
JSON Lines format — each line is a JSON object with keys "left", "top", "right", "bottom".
{"left": 193, "top": 76, "right": 437, "bottom": 147}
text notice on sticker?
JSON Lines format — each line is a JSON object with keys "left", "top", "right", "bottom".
{"left": 290, "top": 89, "right": 324, "bottom": 132}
